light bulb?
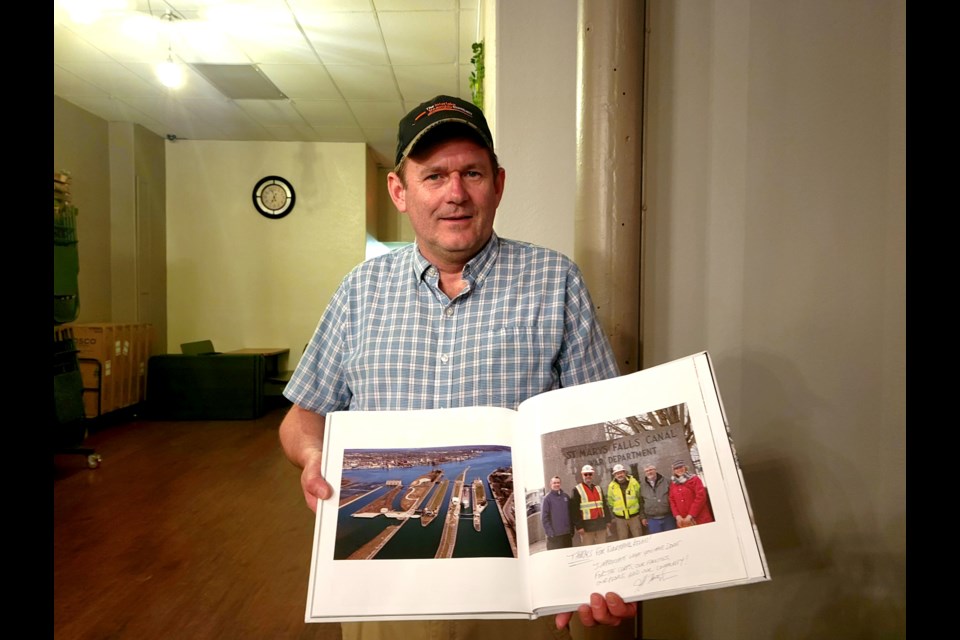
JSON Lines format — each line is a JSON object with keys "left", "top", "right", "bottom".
{"left": 156, "top": 57, "right": 185, "bottom": 89}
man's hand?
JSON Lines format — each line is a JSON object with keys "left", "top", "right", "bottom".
{"left": 555, "top": 592, "right": 637, "bottom": 630}
{"left": 300, "top": 447, "right": 333, "bottom": 513}
{"left": 279, "top": 404, "right": 333, "bottom": 512}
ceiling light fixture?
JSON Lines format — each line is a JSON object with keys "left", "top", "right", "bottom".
{"left": 155, "top": 11, "right": 185, "bottom": 89}
{"left": 156, "top": 54, "right": 184, "bottom": 89}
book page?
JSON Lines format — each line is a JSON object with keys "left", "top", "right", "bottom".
{"left": 516, "top": 352, "right": 769, "bottom": 616}
{"left": 305, "top": 406, "right": 534, "bottom": 622}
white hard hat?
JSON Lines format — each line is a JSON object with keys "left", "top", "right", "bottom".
{"left": 581, "top": 464, "right": 595, "bottom": 474}
{"left": 613, "top": 464, "right": 626, "bottom": 473}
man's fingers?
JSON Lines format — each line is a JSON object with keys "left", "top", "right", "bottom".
{"left": 301, "top": 466, "right": 333, "bottom": 512}
{"left": 604, "top": 592, "right": 637, "bottom": 618}
{"left": 577, "top": 602, "right": 598, "bottom": 627}
{"left": 561, "top": 592, "right": 639, "bottom": 629}
{"left": 575, "top": 592, "right": 636, "bottom": 627}
{"left": 313, "top": 477, "right": 332, "bottom": 500}
{"left": 587, "top": 592, "right": 623, "bottom": 626}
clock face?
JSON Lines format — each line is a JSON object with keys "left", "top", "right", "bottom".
{"left": 253, "top": 176, "right": 295, "bottom": 219}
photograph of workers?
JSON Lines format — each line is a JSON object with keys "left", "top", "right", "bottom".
{"left": 528, "top": 402, "right": 715, "bottom": 555}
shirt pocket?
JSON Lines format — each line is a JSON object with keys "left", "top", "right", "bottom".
{"left": 473, "top": 324, "right": 558, "bottom": 408}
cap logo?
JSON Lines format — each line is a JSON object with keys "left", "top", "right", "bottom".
{"left": 415, "top": 102, "right": 474, "bottom": 122}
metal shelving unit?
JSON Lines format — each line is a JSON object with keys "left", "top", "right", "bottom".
{"left": 54, "top": 172, "right": 100, "bottom": 469}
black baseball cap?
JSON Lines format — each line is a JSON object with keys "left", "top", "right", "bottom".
{"left": 394, "top": 95, "right": 494, "bottom": 168}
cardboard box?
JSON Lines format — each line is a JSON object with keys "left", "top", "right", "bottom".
{"left": 68, "top": 324, "right": 115, "bottom": 414}
{"left": 82, "top": 389, "right": 101, "bottom": 419}
{"left": 115, "top": 323, "right": 132, "bottom": 409}
{"left": 78, "top": 360, "right": 103, "bottom": 418}
{"left": 66, "top": 322, "right": 154, "bottom": 414}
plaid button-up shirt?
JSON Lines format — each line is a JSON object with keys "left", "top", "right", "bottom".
{"left": 284, "top": 233, "right": 619, "bottom": 413}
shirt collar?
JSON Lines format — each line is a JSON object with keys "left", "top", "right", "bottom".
{"left": 411, "top": 232, "right": 501, "bottom": 284}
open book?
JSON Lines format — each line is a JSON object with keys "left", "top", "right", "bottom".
{"left": 305, "top": 352, "right": 769, "bottom": 622}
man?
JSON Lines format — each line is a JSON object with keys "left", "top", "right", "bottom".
{"left": 541, "top": 476, "right": 574, "bottom": 550}
{"left": 668, "top": 460, "right": 715, "bottom": 527}
{"left": 605, "top": 464, "right": 643, "bottom": 540}
{"left": 639, "top": 463, "right": 676, "bottom": 534}
{"left": 570, "top": 464, "right": 611, "bottom": 546}
{"left": 279, "top": 96, "right": 635, "bottom": 638}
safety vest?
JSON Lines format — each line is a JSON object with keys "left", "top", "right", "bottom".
{"left": 575, "top": 483, "right": 605, "bottom": 520}
{"left": 607, "top": 477, "right": 642, "bottom": 518}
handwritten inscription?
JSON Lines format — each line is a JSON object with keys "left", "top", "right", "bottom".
{"left": 564, "top": 537, "right": 687, "bottom": 586}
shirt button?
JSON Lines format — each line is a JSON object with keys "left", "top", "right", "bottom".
{"left": 440, "top": 354, "right": 449, "bottom": 364}
{"left": 444, "top": 307, "right": 453, "bottom": 317}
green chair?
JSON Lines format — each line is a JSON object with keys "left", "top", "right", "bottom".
{"left": 180, "top": 339, "right": 220, "bottom": 355}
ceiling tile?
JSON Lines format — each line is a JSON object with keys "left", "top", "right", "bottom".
{"left": 159, "top": 64, "right": 235, "bottom": 100}
{"left": 54, "top": 65, "right": 112, "bottom": 98}
{"left": 375, "top": 0, "right": 457, "bottom": 10}
{"left": 107, "top": 61, "right": 225, "bottom": 100}
{"left": 393, "top": 64, "right": 458, "bottom": 103}
{"left": 300, "top": 11, "right": 387, "bottom": 66}
{"left": 263, "top": 123, "right": 325, "bottom": 142}
{"left": 235, "top": 100, "right": 309, "bottom": 126}
{"left": 347, "top": 100, "right": 405, "bottom": 129}
{"left": 293, "top": 100, "right": 358, "bottom": 127}
{"left": 379, "top": 11, "right": 458, "bottom": 65}
{"left": 308, "top": 126, "right": 367, "bottom": 143}
{"left": 191, "top": 64, "right": 287, "bottom": 99}
{"left": 289, "top": 0, "right": 375, "bottom": 12}
{"left": 229, "top": 31, "right": 320, "bottom": 65}
{"left": 259, "top": 64, "right": 340, "bottom": 100}
{"left": 324, "top": 65, "right": 399, "bottom": 101}
{"left": 54, "top": 25, "right": 116, "bottom": 64}
{"left": 122, "top": 95, "right": 210, "bottom": 126}
{"left": 185, "top": 99, "right": 263, "bottom": 126}
{"left": 199, "top": 111, "right": 282, "bottom": 143}
{"left": 198, "top": 1, "right": 302, "bottom": 50}
{"left": 58, "top": 15, "right": 165, "bottom": 64}
{"left": 57, "top": 62, "right": 164, "bottom": 98}
{"left": 359, "top": 126, "right": 397, "bottom": 148}
{"left": 173, "top": 20, "right": 251, "bottom": 65}
{"left": 60, "top": 95, "right": 163, "bottom": 130}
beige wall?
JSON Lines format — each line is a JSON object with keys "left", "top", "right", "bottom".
{"left": 492, "top": 0, "right": 578, "bottom": 258}
{"left": 374, "top": 166, "right": 413, "bottom": 243}
{"left": 164, "top": 140, "right": 367, "bottom": 368}
{"left": 641, "top": 0, "right": 905, "bottom": 637}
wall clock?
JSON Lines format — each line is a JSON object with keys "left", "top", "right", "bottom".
{"left": 252, "top": 176, "right": 296, "bottom": 219}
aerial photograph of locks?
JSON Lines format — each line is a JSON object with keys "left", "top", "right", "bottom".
{"left": 334, "top": 445, "right": 516, "bottom": 560}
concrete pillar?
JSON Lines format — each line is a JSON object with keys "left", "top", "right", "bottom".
{"left": 575, "top": 0, "right": 646, "bottom": 373}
